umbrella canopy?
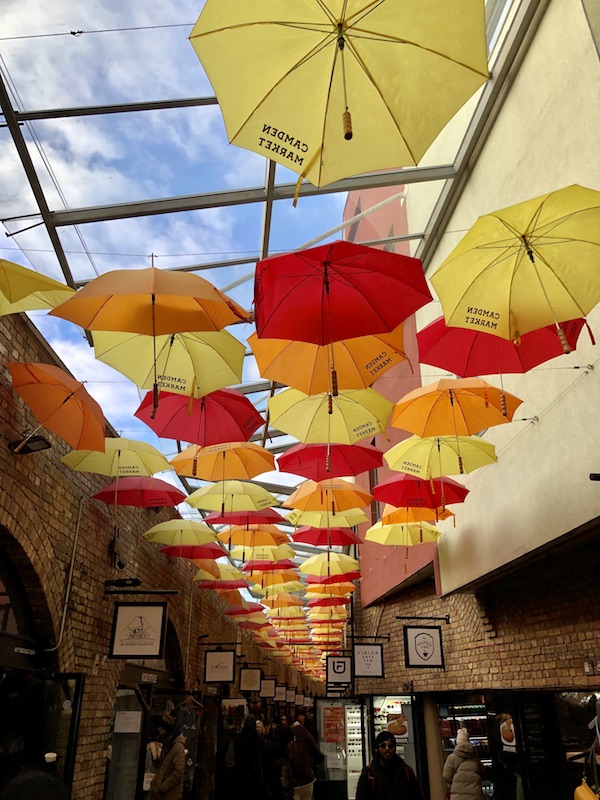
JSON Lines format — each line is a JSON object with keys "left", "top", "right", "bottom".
{"left": 230, "top": 544, "right": 295, "bottom": 562}
{"left": 204, "top": 508, "right": 285, "bottom": 526}
{"left": 225, "top": 602, "right": 265, "bottom": 616}
{"left": 299, "top": 551, "right": 359, "bottom": 577}
{"left": 185, "top": 480, "right": 279, "bottom": 512}
{"left": 307, "top": 596, "right": 350, "bottom": 608}
{"left": 93, "top": 328, "right": 245, "bottom": 398}
{"left": 305, "top": 582, "right": 356, "bottom": 597}
{"left": 0, "top": 259, "right": 75, "bottom": 314}
{"left": 136, "top": 388, "right": 264, "bottom": 446}
{"left": 373, "top": 474, "right": 468, "bottom": 508}
{"left": 254, "top": 241, "right": 431, "bottom": 344}
{"left": 278, "top": 441, "right": 383, "bottom": 481}
{"left": 8, "top": 362, "right": 105, "bottom": 452}
{"left": 383, "top": 435, "right": 497, "bottom": 478}
{"left": 291, "top": 527, "right": 360, "bottom": 547}
{"left": 62, "top": 437, "right": 170, "bottom": 476}
{"left": 217, "top": 525, "right": 289, "bottom": 547}
{"left": 286, "top": 507, "right": 368, "bottom": 529}
{"left": 306, "top": 571, "right": 361, "bottom": 584}
{"left": 269, "top": 388, "right": 393, "bottom": 445}
{"left": 50, "top": 266, "right": 249, "bottom": 334}
{"left": 381, "top": 504, "right": 455, "bottom": 525}
{"left": 391, "top": 378, "right": 523, "bottom": 437}
{"left": 92, "top": 476, "right": 186, "bottom": 508}
{"left": 243, "top": 559, "right": 297, "bottom": 573}
{"left": 429, "top": 184, "right": 600, "bottom": 347}
{"left": 252, "top": 571, "right": 302, "bottom": 588}
{"left": 142, "top": 519, "right": 217, "bottom": 546}
{"left": 254, "top": 581, "right": 306, "bottom": 597}
{"left": 189, "top": 2, "right": 488, "bottom": 188}
{"left": 262, "top": 593, "right": 305, "bottom": 609}
{"left": 248, "top": 323, "right": 406, "bottom": 394}
{"left": 417, "top": 316, "right": 587, "bottom": 377}
{"left": 365, "top": 520, "right": 442, "bottom": 546}
{"left": 161, "top": 542, "right": 226, "bottom": 560}
{"left": 170, "top": 441, "right": 274, "bottom": 480}
{"left": 284, "top": 478, "right": 373, "bottom": 513}
{"left": 193, "top": 562, "right": 248, "bottom": 585}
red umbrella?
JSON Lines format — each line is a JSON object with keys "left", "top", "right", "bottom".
{"left": 291, "top": 527, "right": 360, "bottom": 547}
{"left": 242, "top": 559, "right": 297, "bottom": 572}
{"left": 237, "top": 620, "right": 271, "bottom": 630}
{"left": 204, "top": 508, "right": 285, "bottom": 526}
{"left": 417, "top": 316, "right": 587, "bottom": 377}
{"left": 373, "top": 474, "right": 469, "bottom": 508}
{"left": 160, "top": 543, "right": 226, "bottom": 559}
{"left": 254, "top": 240, "right": 432, "bottom": 344}
{"left": 91, "top": 476, "right": 186, "bottom": 507}
{"left": 196, "top": 578, "right": 248, "bottom": 589}
{"left": 277, "top": 442, "right": 383, "bottom": 481}
{"left": 135, "top": 388, "right": 264, "bottom": 445}
{"left": 306, "top": 572, "right": 360, "bottom": 584}
{"left": 307, "top": 597, "right": 350, "bottom": 607}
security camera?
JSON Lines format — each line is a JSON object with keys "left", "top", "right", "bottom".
{"left": 116, "top": 557, "right": 126, "bottom": 570}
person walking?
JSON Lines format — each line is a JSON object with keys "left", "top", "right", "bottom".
{"left": 356, "top": 731, "right": 423, "bottom": 800}
{"left": 228, "top": 714, "right": 263, "bottom": 800}
{"left": 149, "top": 712, "right": 186, "bottom": 800}
{"left": 261, "top": 724, "right": 294, "bottom": 800}
{"left": 442, "top": 728, "right": 484, "bottom": 800}
{"left": 288, "top": 721, "right": 324, "bottom": 800}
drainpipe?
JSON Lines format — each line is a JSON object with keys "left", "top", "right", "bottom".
{"left": 45, "top": 497, "right": 84, "bottom": 653}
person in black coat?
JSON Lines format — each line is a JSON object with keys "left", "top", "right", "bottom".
{"left": 229, "top": 714, "right": 263, "bottom": 800}
{"left": 356, "top": 731, "right": 423, "bottom": 800}
{"left": 261, "top": 724, "right": 294, "bottom": 800}
{"left": 0, "top": 753, "right": 69, "bottom": 800}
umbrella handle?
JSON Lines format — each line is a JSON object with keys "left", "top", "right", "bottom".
{"left": 342, "top": 110, "right": 353, "bottom": 140}
{"left": 331, "top": 368, "right": 339, "bottom": 397}
{"left": 556, "top": 326, "right": 571, "bottom": 354}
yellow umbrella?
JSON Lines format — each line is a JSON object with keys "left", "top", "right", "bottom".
{"left": 383, "top": 435, "right": 497, "bottom": 478}
{"left": 189, "top": 1, "right": 488, "bottom": 188}
{"left": 430, "top": 184, "right": 600, "bottom": 348}
{"left": 253, "top": 581, "right": 305, "bottom": 596}
{"left": 365, "top": 520, "right": 442, "bottom": 546}
{"left": 305, "top": 583, "right": 356, "bottom": 597}
{"left": 286, "top": 507, "right": 368, "bottom": 529}
{"left": 230, "top": 544, "right": 296, "bottom": 562}
{"left": 62, "top": 437, "right": 170, "bottom": 476}
{"left": 170, "top": 442, "right": 274, "bottom": 481}
{"left": 248, "top": 324, "right": 407, "bottom": 395}
{"left": 262, "top": 593, "right": 305, "bottom": 609}
{"left": 143, "top": 519, "right": 217, "bottom": 546}
{"left": 192, "top": 562, "right": 247, "bottom": 583}
{"left": 217, "top": 525, "right": 289, "bottom": 547}
{"left": 268, "top": 387, "right": 393, "bottom": 445}
{"left": 93, "top": 329, "right": 245, "bottom": 398}
{"left": 391, "top": 378, "right": 523, "bottom": 437}
{"left": 185, "top": 480, "right": 279, "bottom": 512}
{"left": 0, "top": 259, "right": 75, "bottom": 314}
{"left": 284, "top": 478, "right": 373, "bottom": 513}
{"left": 299, "top": 551, "right": 359, "bottom": 577}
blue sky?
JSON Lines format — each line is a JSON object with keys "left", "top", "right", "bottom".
{"left": 0, "top": 0, "right": 346, "bottom": 486}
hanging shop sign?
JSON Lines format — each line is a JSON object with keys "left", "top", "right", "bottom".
{"left": 204, "top": 649, "right": 235, "bottom": 683}
{"left": 403, "top": 625, "right": 445, "bottom": 669}
{"left": 274, "top": 685, "right": 286, "bottom": 701}
{"left": 240, "top": 668, "right": 262, "bottom": 692}
{"left": 353, "top": 643, "right": 384, "bottom": 677}
{"left": 286, "top": 688, "right": 296, "bottom": 703}
{"left": 260, "top": 679, "right": 276, "bottom": 698}
{"left": 109, "top": 602, "right": 167, "bottom": 659}
{"left": 326, "top": 654, "right": 353, "bottom": 684}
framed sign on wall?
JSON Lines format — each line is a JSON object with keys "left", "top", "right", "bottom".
{"left": 109, "top": 602, "right": 167, "bottom": 659}
{"left": 204, "top": 650, "right": 236, "bottom": 683}
{"left": 240, "top": 668, "right": 262, "bottom": 692}
{"left": 403, "top": 625, "right": 445, "bottom": 669}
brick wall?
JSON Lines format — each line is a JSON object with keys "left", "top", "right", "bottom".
{"left": 354, "top": 528, "right": 600, "bottom": 695}
{"left": 0, "top": 312, "right": 314, "bottom": 798}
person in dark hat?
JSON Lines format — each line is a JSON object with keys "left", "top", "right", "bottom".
{"left": 355, "top": 730, "right": 423, "bottom": 800}
{"left": 149, "top": 712, "right": 186, "bottom": 800}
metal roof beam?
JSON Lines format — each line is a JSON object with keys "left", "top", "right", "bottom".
{"left": 14, "top": 96, "right": 219, "bottom": 121}
{"left": 47, "top": 164, "right": 456, "bottom": 227}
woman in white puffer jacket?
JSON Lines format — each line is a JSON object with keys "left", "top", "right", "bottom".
{"left": 442, "top": 728, "right": 484, "bottom": 800}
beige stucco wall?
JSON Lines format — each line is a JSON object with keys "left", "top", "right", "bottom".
{"left": 404, "top": 0, "right": 600, "bottom": 593}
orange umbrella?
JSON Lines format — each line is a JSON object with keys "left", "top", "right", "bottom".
{"left": 391, "top": 378, "right": 523, "bottom": 437}
{"left": 217, "top": 525, "right": 289, "bottom": 547}
{"left": 262, "top": 593, "right": 305, "bottom": 609}
{"left": 284, "top": 478, "right": 373, "bottom": 513}
{"left": 8, "top": 362, "right": 105, "bottom": 452}
{"left": 381, "top": 504, "right": 455, "bottom": 525}
{"left": 248, "top": 323, "right": 407, "bottom": 395}
{"left": 170, "top": 441, "right": 274, "bottom": 480}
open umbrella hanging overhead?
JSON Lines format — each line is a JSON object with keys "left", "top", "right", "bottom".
{"left": 91, "top": 476, "right": 186, "bottom": 508}
{"left": 169, "top": 441, "right": 274, "bottom": 480}
{"left": 0, "top": 259, "right": 75, "bottom": 315}
{"left": 286, "top": 507, "right": 368, "bottom": 529}
{"left": 365, "top": 520, "right": 442, "bottom": 546}
{"left": 142, "top": 519, "right": 217, "bottom": 547}
{"left": 189, "top": 1, "right": 488, "bottom": 188}
{"left": 185, "top": 480, "right": 279, "bottom": 513}
{"left": 135, "top": 388, "right": 264, "bottom": 446}
{"left": 248, "top": 323, "right": 407, "bottom": 395}
{"left": 204, "top": 508, "right": 286, "bottom": 527}
{"left": 8, "top": 362, "right": 106, "bottom": 453}
{"left": 429, "top": 184, "right": 600, "bottom": 350}
{"left": 417, "top": 316, "right": 588, "bottom": 378}
{"left": 372, "top": 474, "right": 468, "bottom": 509}
{"left": 62, "top": 437, "right": 170, "bottom": 477}
{"left": 268, "top": 387, "right": 393, "bottom": 445}
{"left": 291, "top": 527, "right": 360, "bottom": 547}
{"left": 93, "top": 328, "right": 245, "bottom": 399}
{"left": 277, "top": 441, "right": 383, "bottom": 481}
{"left": 383, "top": 435, "right": 497, "bottom": 478}
{"left": 217, "top": 525, "right": 289, "bottom": 548}
{"left": 391, "top": 378, "right": 523, "bottom": 437}
{"left": 284, "top": 478, "right": 373, "bottom": 513}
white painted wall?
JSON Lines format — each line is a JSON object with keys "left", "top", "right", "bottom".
{"left": 406, "top": 0, "right": 600, "bottom": 593}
